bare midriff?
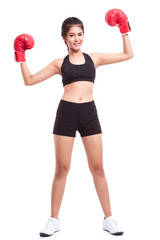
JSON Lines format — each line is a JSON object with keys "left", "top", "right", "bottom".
{"left": 61, "top": 81, "right": 94, "bottom": 103}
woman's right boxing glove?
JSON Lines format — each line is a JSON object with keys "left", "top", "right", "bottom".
{"left": 14, "top": 34, "right": 35, "bottom": 62}
{"left": 105, "top": 9, "right": 131, "bottom": 34}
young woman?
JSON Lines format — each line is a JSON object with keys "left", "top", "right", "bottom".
{"left": 14, "top": 9, "right": 133, "bottom": 237}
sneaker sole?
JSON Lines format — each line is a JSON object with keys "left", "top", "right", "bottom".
{"left": 39, "top": 230, "right": 60, "bottom": 237}
{"left": 103, "top": 229, "right": 124, "bottom": 235}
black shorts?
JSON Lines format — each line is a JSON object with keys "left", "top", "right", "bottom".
{"left": 53, "top": 99, "right": 102, "bottom": 137}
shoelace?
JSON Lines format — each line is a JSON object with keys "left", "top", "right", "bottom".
{"left": 46, "top": 219, "right": 57, "bottom": 229}
{"left": 110, "top": 219, "right": 117, "bottom": 225}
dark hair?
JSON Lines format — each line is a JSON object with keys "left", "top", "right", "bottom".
{"left": 61, "top": 17, "right": 84, "bottom": 51}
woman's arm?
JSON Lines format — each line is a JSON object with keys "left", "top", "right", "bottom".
{"left": 20, "top": 58, "right": 63, "bottom": 86}
{"left": 90, "top": 34, "right": 133, "bottom": 68}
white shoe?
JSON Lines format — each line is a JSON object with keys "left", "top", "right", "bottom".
{"left": 39, "top": 218, "right": 60, "bottom": 237}
{"left": 103, "top": 216, "right": 124, "bottom": 235}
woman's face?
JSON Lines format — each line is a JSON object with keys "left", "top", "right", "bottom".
{"left": 63, "top": 25, "right": 84, "bottom": 51}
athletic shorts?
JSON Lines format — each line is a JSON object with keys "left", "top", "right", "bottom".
{"left": 53, "top": 99, "right": 102, "bottom": 137}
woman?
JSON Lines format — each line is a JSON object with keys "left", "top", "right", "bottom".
{"left": 14, "top": 9, "right": 133, "bottom": 237}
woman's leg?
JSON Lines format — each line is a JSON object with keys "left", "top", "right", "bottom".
{"left": 51, "top": 134, "right": 75, "bottom": 218}
{"left": 81, "top": 133, "right": 112, "bottom": 218}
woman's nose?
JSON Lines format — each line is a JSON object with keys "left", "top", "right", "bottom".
{"left": 74, "top": 35, "right": 78, "bottom": 41}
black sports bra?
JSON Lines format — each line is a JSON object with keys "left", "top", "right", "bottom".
{"left": 61, "top": 53, "right": 96, "bottom": 87}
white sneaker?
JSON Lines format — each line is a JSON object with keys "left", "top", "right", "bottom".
{"left": 103, "top": 216, "right": 124, "bottom": 235}
{"left": 39, "top": 218, "right": 60, "bottom": 237}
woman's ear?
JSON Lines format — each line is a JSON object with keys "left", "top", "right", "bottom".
{"left": 62, "top": 36, "right": 66, "bottom": 42}
{"left": 62, "top": 36, "right": 69, "bottom": 51}
{"left": 62, "top": 37, "right": 67, "bottom": 46}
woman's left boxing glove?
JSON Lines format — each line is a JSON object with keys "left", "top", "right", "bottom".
{"left": 14, "top": 34, "right": 35, "bottom": 62}
{"left": 105, "top": 9, "right": 131, "bottom": 34}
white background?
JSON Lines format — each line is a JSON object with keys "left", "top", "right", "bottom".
{"left": 0, "top": 0, "right": 160, "bottom": 239}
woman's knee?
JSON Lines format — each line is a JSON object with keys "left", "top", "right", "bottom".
{"left": 55, "top": 164, "right": 70, "bottom": 178}
{"left": 91, "top": 164, "right": 105, "bottom": 177}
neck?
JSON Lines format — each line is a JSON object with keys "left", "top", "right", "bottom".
{"left": 69, "top": 48, "right": 82, "bottom": 56}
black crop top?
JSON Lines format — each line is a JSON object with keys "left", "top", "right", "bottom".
{"left": 61, "top": 52, "right": 96, "bottom": 87}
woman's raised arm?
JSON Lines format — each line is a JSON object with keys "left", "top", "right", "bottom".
{"left": 14, "top": 33, "right": 63, "bottom": 86}
{"left": 91, "top": 34, "right": 133, "bottom": 67}
{"left": 20, "top": 59, "right": 62, "bottom": 86}
{"left": 90, "top": 9, "right": 134, "bottom": 68}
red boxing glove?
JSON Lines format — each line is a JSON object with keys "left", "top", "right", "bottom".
{"left": 14, "top": 34, "right": 35, "bottom": 62}
{"left": 105, "top": 9, "right": 131, "bottom": 34}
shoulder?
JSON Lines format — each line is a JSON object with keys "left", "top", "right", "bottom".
{"left": 51, "top": 58, "right": 65, "bottom": 75}
{"left": 88, "top": 52, "right": 102, "bottom": 60}
{"left": 88, "top": 52, "right": 115, "bottom": 68}
{"left": 88, "top": 53, "right": 99, "bottom": 68}
{"left": 53, "top": 58, "right": 64, "bottom": 67}
{"left": 88, "top": 53, "right": 102, "bottom": 69}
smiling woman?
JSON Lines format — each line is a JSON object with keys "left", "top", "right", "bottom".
{"left": 63, "top": 27, "right": 84, "bottom": 51}
{"left": 14, "top": 10, "right": 133, "bottom": 238}
{"left": 61, "top": 17, "right": 84, "bottom": 52}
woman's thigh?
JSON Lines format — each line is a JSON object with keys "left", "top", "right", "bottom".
{"left": 81, "top": 133, "right": 103, "bottom": 173}
{"left": 53, "top": 134, "right": 75, "bottom": 170}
